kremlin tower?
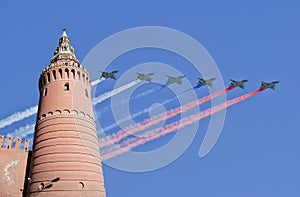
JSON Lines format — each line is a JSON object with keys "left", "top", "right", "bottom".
{"left": 27, "top": 29, "right": 106, "bottom": 196}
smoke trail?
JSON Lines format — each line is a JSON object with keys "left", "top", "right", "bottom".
{"left": 0, "top": 106, "right": 38, "bottom": 130}
{"left": 93, "top": 80, "right": 141, "bottom": 105}
{"left": 99, "top": 87, "right": 234, "bottom": 147}
{"left": 132, "top": 84, "right": 167, "bottom": 100}
{"left": 99, "top": 85, "right": 200, "bottom": 132}
{"left": 6, "top": 123, "right": 35, "bottom": 138}
{"left": 91, "top": 77, "right": 105, "bottom": 86}
{"left": 0, "top": 78, "right": 105, "bottom": 131}
{"left": 96, "top": 84, "right": 167, "bottom": 117}
{"left": 101, "top": 88, "right": 264, "bottom": 160}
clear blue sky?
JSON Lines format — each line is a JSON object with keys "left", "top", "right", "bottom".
{"left": 0, "top": 1, "right": 299, "bottom": 196}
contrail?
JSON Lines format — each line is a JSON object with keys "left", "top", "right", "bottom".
{"left": 99, "top": 85, "right": 201, "bottom": 132}
{"left": 101, "top": 88, "right": 264, "bottom": 160}
{"left": 0, "top": 78, "right": 105, "bottom": 131}
{"left": 92, "top": 80, "right": 141, "bottom": 105}
{"left": 0, "top": 106, "right": 38, "bottom": 130}
{"left": 99, "top": 87, "right": 234, "bottom": 147}
{"left": 96, "top": 84, "right": 167, "bottom": 117}
{"left": 6, "top": 123, "right": 35, "bottom": 138}
{"left": 131, "top": 84, "right": 167, "bottom": 100}
{"left": 91, "top": 77, "right": 105, "bottom": 86}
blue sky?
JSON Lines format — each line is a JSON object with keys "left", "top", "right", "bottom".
{"left": 0, "top": 1, "right": 299, "bottom": 196}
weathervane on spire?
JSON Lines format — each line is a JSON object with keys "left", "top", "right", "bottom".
{"left": 60, "top": 27, "right": 68, "bottom": 38}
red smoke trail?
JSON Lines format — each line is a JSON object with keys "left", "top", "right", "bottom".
{"left": 101, "top": 88, "right": 264, "bottom": 160}
{"left": 99, "top": 86, "right": 234, "bottom": 148}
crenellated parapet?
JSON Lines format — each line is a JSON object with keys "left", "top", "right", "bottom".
{"left": 38, "top": 61, "right": 91, "bottom": 91}
{"left": 0, "top": 136, "right": 30, "bottom": 151}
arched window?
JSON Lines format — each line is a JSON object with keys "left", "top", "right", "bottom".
{"left": 59, "top": 69, "right": 63, "bottom": 78}
{"left": 39, "top": 79, "right": 43, "bottom": 88}
{"left": 43, "top": 88, "right": 47, "bottom": 96}
{"left": 65, "top": 68, "right": 69, "bottom": 79}
{"left": 85, "top": 89, "right": 89, "bottom": 98}
{"left": 47, "top": 73, "right": 51, "bottom": 82}
{"left": 43, "top": 75, "right": 46, "bottom": 85}
{"left": 71, "top": 69, "right": 75, "bottom": 79}
{"left": 77, "top": 71, "right": 81, "bottom": 80}
{"left": 53, "top": 70, "right": 56, "bottom": 80}
{"left": 82, "top": 74, "right": 85, "bottom": 83}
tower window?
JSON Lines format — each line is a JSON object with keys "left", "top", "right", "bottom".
{"left": 59, "top": 69, "right": 63, "bottom": 78}
{"left": 77, "top": 71, "right": 81, "bottom": 80}
{"left": 43, "top": 76, "right": 46, "bottom": 85}
{"left": 65, "top": 68, "right": 69, "bottom": 79}
{"left": 47, "top": 73, "right": 51, "bottom": 82}
{"left": 43, "top": 88, "right": 47, "bottom": 96}
{"left": 71, "top": 69, "right": 75, "bottom": 79}
{"left": 53, "top": 70, "right": 56, "bottom": 80}
{"left": 85, "top": 89, "right": 89, "bottom": 98}
{"left": 64, "top": 83, "right": 70, "bottom": 91}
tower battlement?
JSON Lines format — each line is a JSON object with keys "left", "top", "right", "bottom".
{"left": 0, "top": 136, "right": 30, "bottom": 151}
{"left": 0, "top": 136, "right": 31, "bottom": 197}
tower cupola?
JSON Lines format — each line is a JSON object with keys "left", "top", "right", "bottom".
{"left": 52, "top": 28, "right": 77, "bottom": 62}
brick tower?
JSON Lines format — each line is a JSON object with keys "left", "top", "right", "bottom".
{"left": 27, "top": 29, "right": 106, "bottom": 196}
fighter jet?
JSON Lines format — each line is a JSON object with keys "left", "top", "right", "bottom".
{"left": 260, "top": 81, "right": 279, "bottom": 90}
{"left": 197, "top": 78, "right": 216, "bottom": 87}
{"left": 100, "top": 70, "right": 118, "bottom": 80}
{"left": 136, "top": 72, "right": 154, "bottom": 82}
{"left": 166, "top": 75, "right": 185, "bottom": 85}
{"left": 229, "top": 79, "right": 248, "bottom": 89}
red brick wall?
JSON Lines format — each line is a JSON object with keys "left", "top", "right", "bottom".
{"left": 0, "top": 137, "right": 30, "bottom": 197}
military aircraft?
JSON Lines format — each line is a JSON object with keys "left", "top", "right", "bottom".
{"left": 197, "top": 78, "right": 216, "bottom": 87}
{"left": 229, "top": 79, "right": 248, "bottom": 89}
{"left": 166, "top": 75, "right": 185, "bottom": 85}
{"left": 260, "top": 81, "right": 279, "bottom": 90}
{"left": 100, "top": 70, "right": 118, "bottom": 80}
{"left": 136, "top": 72, "right": 154, "bottom": 82}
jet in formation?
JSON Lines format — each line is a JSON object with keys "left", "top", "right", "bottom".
{"left": 136, "top": 72, "right": 154, "bottom": 82}
{"left": 166, "top": 75, "right": 185, "bottom": 85}
{"left": 229, "top": 79, "right": 248, "bottom": 89}
{"left": 100, "top": 70, "right": 118, "bottom": 80}
{"left": 260, "top": 81, "right": 279, "bottom": 90}
{"left": 197, "top": 78, "right": 216, "bottom": 87}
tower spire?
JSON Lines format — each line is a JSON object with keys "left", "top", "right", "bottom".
{"left": 61, "top": 27, "right": 68, "bottom": 37}
{"left": 52, "top": 28, "right": 77, "bottom": 61}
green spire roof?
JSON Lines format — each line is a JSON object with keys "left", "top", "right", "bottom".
{"left": 52, "top": 28, "right": 77, "bottom": 61}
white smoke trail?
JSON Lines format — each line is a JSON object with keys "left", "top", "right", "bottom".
{"left": 100, "top": 88, "right": 191, "bottom": 133}
{"left": 0, "top": 106, "right": 38, "bottom": 130}
{"left": 132, "top": 85, "right": 166, "bottom": 100}
{"left": 0, "top": 78, "right": 105, "bottom": 131}
{"left": 93, "top": 80, "right": 141, "bottom": 105}
{"left": 96, "top": 85, "right": 166, "bottom": 117}
{"left": 91, "top": 77, "right": 105, "bottom": 86}
{"left": 6, "top": 123, "right": 35, "bottom": 138}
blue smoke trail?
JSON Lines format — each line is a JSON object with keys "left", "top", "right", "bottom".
{"left": 96, "top": 84, "right": 168, "bottom": 117}
{"left": 99, "top": 85, "right": 202, "bottom": 133}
